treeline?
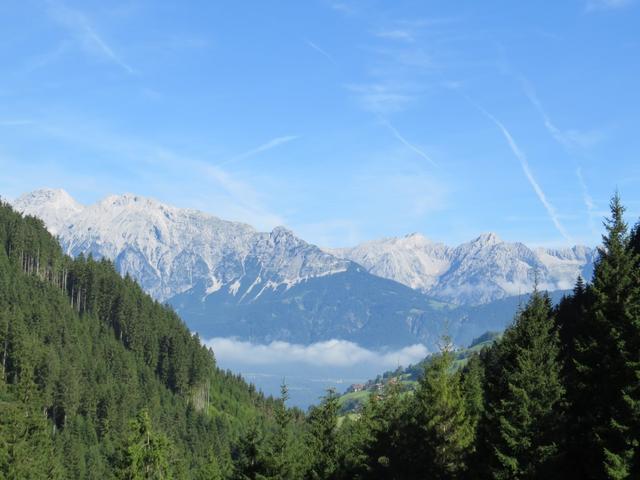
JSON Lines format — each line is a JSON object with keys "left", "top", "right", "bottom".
{"left": 0, "top": 200, "right": 289, "bottom": 478}
{"left": 229, "top": 194, "right": 639, "bottom": 480}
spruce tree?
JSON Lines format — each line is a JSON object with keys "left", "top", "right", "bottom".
{"left": 412, "top": 341, "right": 475, "bottom": 479}
{"left": 479, "top": 291, "right": 564, "bottom": 479}
{"left": 307, "top": 388, "right": 340, "bottom": 480}
{"left": 119, "top": 410, "right": 174, "bottom": 479}
{"left": 553, "top": 276, "right": 592, "bottom": 478}
{"left": 356, "top": 379, "right": 411, "bottom": 479}
{"left": 460, "top": 353, "right": 485, "bottom": 440}
{"left": 572, "top": 194, "right": 640, "bottom": 478}
{"left": 232, "top": 425, "right": 269, "bottom": 480}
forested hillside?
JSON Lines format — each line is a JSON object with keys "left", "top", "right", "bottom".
{"left": 0, "top": 200, "right": 288, "bottom": 478}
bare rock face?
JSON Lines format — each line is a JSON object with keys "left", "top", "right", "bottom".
{"left": 330, "top": 231, "right": 595, "bottom": 305}
{"left": 14, "top": 189, "right": 349, "bottom": 302}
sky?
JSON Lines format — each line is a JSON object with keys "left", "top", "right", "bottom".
{"left": 1, "top": 0, "right": 639, "bottom": 248}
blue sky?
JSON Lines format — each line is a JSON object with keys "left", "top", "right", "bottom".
{"left": 1, "top": 0, "right": 639, "bottom": 248}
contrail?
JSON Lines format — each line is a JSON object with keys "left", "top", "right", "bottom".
{"left": 378, "top": 116, "right": 438, "bottom": 167}
{"left": 305, "top": 40, "right": 336, "bottom": 65}
{"left": 48, "top": 1, "right": 135, "bottom": 74}
{"left": 217, "top": 135, "right": 299, "bottom": 167}
{"left": 470, "top": 100, "right": 572, "bottom": 243}
{"left": 520, "top": 78, "right": 597, "bottom": 232}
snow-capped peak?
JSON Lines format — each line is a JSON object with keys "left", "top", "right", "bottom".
{"left": 332, "top": 232, "right": 595, "bottom": 305}
{"left": 472, "top": 232, "right": 502, "bottom": 246}
{"left": 15, "top": 190, "right": 351, "bottom": 302}
{"left": 13, "top": 188, "right": 84, "bottom": 235}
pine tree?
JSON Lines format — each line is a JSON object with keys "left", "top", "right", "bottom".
{"left": 460, "top": 353, "right": 485, "bottom": 439}
{"left": 119, "top": 410, "right": 174, "bottom": 479}
{"left": 553, "top": 276, "right": 592, "bottom": 477}
{"left": 0, "top": 401, "right": 62, "bottom": 479}
{"left": 307, "top": 388, "right": 340, "bottom": 479}
{"left": 357, "top": 379, "right": 411, "bottom": 479}
{"left": 232, "top": 425, "right": 269, "bottom": 480}
{"left": 479, "top": 291, "right": 564, "bottom": 479}
{"left": 264, "top": 381, "right": 298, "bottom": 480}
{"left": 571, "top": 194, "right": 640, "bottom": 478}
{"left": 412, "top": 340, "right": 475, "bottom": 479}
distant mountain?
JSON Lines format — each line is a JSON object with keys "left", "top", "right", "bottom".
{"left": 13, "top": 188, "right": 587, "bottom": 349}
{"left": 330, "top": 232, "right": 595, "bottom": 305}
{"left": 13, "top": 189, "right": 453, "bottom": 348}
{"left": 14, "top": 189, "right": 350, "bottom": 302}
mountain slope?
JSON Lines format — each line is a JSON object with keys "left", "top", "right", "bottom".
{"left": 331, "top": 232, "right": 595, "bottom": 305}
{"left": 170, "top": 263, "right": 451, "bottom": 348}
{"left": 0, "top": 200, "right": 282, "bottom": 478}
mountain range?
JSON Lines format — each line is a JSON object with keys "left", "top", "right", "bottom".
{"left": 330, "top": 232, "right": 595, "bottom": 305}
{"left": 12, "top": 189, "right": 596, "bottom": 349}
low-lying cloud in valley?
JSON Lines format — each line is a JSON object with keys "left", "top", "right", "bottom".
{"left": 203, "top": 338, "right": 429, "bottom": 368}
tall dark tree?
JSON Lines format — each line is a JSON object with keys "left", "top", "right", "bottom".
{"left": 478, "top": 291, "right": 564, "bottom": 479}
{"left": 307, "top": 388, "right": 340, "bottom": 480}
{"left": 460, "top": 353, "right": 485, "bottom": 442}
{"left": 412, "top": 344, "right": 475, "bottom": 479}
{"left": 553, "top": 276, "right": 592, "bottom": 478}
{"left": 569, "top": 194, "right": 640, "bottom": 478}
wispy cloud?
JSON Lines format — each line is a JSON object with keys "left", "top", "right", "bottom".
{"left": 521, "top": 79, "right": 604, "bottom": 150}
{"left": 217, "top": 135, "right": 299, "bottom": 167}
{"left": 47, "top": 2, "right": 135, "bottom": 74}
{"left": 586, "top": 0, "right": 633, "bottom": 12}
{"left": 305, "top": 40, "right": 336, "bottom": 65}
{"left": 203, "top": 337, "right": 429, "bottom": 368}
{"left": 346, "top": 83, "right": 415, "bottom": 113}
{"left": 329, "top": 2, "right": 356, "bottom": 15}
{"left": 520, "top": 78, "right": 599, "bottom": 231}
{"left": 378, "top": 116, "right": 438, "bottom": 167}
{"left": 3, "top": 116, "right": 286, "bottom": 231}
{"left": 375, "top": 29, "right": 415, "bottom": 42}
{"left": 472, "top": 102, "right": 573, "bottom": 243}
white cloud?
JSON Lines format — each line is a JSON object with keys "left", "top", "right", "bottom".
{"left": 48, "top": 2, "right": 135, "bottom": 74}
{"left": 346, "top": 83, "right": 414, "bottom": 113}
{"left": 375, "top": 29, "right": 414, "bottom": 42}
{"left": 3, "top": 116, "right": 287, "bottom": 231}
{"left": 586, "top": 0, "right": 633, "bottom": 11}
{"left": 203, "top": 337, "right": 429, "bottom": 368}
